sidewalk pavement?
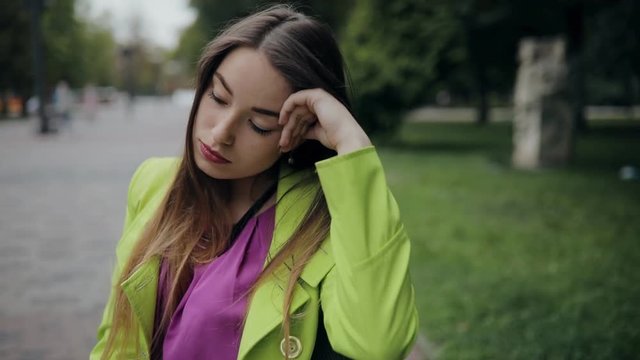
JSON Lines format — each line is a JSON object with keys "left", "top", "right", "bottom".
{"left": 0, "top": 98, "right": 187, "bottom": 359}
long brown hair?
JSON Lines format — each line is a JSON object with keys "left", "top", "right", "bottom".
{"left": 101, "top": 4, "right": 354, "bottom": 359}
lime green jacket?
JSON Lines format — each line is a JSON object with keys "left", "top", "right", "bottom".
{"left": 90, "top": 146, "right": 418, "bottom": 359}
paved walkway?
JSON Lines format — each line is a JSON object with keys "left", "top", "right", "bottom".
{"left": 0, "top": 98, "right": 187, "bottom": 359}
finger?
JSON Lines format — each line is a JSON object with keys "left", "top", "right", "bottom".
{"left": 288, "top": 134, "right": 305, "bottom": 153}
{"left": 279, "top": 123, "right": 293, "bottom": 150}
{"left": 303, "top": 120, "right": 322, "bottom": 141}
{"left": 291, "top": 113, "right": 314, "bottom": 142}
{"left": 278, "top": 89, "right": 317, "bottom": 126}
{"left": 286, "top": 107, "right": 309, "bottom": 149}
{"left": 279, "top": 106, "right": 307, "bottom": 148}
{"left": 292, "top": 119, "right": 314, "bottom": 148}
{"left": 288, "top": 116, "right": 318, "bottom": 151}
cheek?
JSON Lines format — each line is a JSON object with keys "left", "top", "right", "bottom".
{"left": 192, "top": 111, "right": 203, "bottom": 134}
{"left": 194, "top": 99, "right": 216, "bottom": 127}
{"left": 247, "top": 136, "right": 281, "bottom": 163}
{"left": 193, "top": 113, "right": 217, "bottom": 141}
{"left": 194, "top": 109, "right": 210, "bottom": 129}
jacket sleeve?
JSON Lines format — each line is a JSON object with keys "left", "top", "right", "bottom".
{"left": 90, "top": 159, "right": 153, "bottom": 360}
{"left": 316, "top": 146, "right": 419, "bottom": 359}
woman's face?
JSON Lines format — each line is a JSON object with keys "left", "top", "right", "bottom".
{"left": 193, "top": 47, "right": 291, "bottom": 182}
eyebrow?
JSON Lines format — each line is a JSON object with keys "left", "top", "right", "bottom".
{"left": 214, "top": 72, "right": 233, "bottom": 96}
{"left": 213, "top": 72, "right": 281, "bottom": 119}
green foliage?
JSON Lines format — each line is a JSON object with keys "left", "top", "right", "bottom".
{"left": 172, "top": 0, "right": 278, "bottom": 75}
{"left": 342, "top": 0, "right": 640, "bottom": 132}
{"left": 0, "top": 0, "right": 119, "bottom": 101}
{"left": 42, "top": 0, "right": 87, "bottom": 87}
{"left": 189, "top": 0, "right": 354, "bottom": 35}
{"left": 341, "top": 0, "right": 468, "bottom": 135}
{"left": 583, "top": 0, "right": 640, "bottom": 105}
{"left": 382, "top": 120, "right": 640, "bottom": 359}
{"left": 172, "top": 18, "right": 210, "bottom": 72}
{"left": 82, "top": 23, "right": 118, "bottom": 86}
{"left": 0, "top": 1, "right": 33, "bottom": 97}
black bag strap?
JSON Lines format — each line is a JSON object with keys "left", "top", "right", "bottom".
{"left": 228, "top": 182, "right": 278, "bottom": 243}
{"left": 311, "top": 308, "right": 351, "bottom": 359}
{"left": 230, "top": 183, "right": 348, "bottom": 359}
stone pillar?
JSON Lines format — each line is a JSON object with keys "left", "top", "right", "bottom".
{"left": 512, "top": 37, "right": 574, "bottom": 169}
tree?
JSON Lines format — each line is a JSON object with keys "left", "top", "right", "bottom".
{"left": 0, "top": 0, "right": 120, "bottom": 119}
{"left": 341, "top": 0, "right": 469, "bottom": 135}
{"left": 341, "top": 0, "right": 639, "bottom": 134}
{"left": 42, "top": 0, "right": 87, "bottom": 87}
{"left": 583, "top": 0, "right": 639, "bottom": 114}
{"left": 83, "top": 23, "right": 118, "bottom": 86}
{"left": 0, "top": 1, "right": 33, "bottom": 117}
{"left": 459, "top": 0, "right": 518, "bottom": 125}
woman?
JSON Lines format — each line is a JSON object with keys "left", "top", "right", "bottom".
{"left": 91, "top": 5, "right": 418, "bottom": 360}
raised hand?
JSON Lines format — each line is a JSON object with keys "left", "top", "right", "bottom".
{"left": 278, "top": 89, "right": 371, "bottom": 155}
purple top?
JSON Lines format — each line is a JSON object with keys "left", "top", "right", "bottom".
{"left": 153, "top": 205, "right": 275, "bottom": 359}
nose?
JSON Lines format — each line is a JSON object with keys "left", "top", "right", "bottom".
{"left": 211, "top": 114, "right": 237, "bottom": 146}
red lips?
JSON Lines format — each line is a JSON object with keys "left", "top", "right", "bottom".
{"left": 199, "top": 141, "right": 231, "bottom": 164}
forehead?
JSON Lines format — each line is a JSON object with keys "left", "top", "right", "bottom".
{"left": 215, "top": 47, "right": 292, "bottom": 105}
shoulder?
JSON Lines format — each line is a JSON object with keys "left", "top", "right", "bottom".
{"left": 128, "top": 157, "right": 181, "bottom": 211}
{"left": 132, "top": 157, "right": 180, "bottom": 181}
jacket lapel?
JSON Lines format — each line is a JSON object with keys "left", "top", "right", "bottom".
{"left": 237, "top": 165, "right": 335, "bottom": 359}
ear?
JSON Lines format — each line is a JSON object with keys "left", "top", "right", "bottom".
{"left": 287, "top": 139, "right": 312, "bottom": 166}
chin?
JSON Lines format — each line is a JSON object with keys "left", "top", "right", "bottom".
{"left": 194, "top": 156, "right": 227, "bottom": 180}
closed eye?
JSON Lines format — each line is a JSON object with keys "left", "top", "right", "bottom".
{"left": 248, "top": 119, "right": 273, "bottom": 136}
{"left": 208, "top": 89, "right": 227, "bottom": 105}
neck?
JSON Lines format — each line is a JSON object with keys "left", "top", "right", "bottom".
{"left": 228, "top": 166, "right": 278, "bottom": 220}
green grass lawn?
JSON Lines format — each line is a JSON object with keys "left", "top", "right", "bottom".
{"left": 378, "top": 120, "right": 640, "bottom": 359}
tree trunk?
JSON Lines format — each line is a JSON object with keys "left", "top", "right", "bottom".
{"left": 569, "top": 54, "right": 587, "bottom": 132}
{"left": 0, "top": 92, "right": 7, "bottom": 118}
{"left": 475, "top": 70, "right": 489, "bottom": 125}
{"left": 462, "top": 13, "right": 490, "bottom": 126}
{"left": 623, "top": 71, "right": 635, "bottom": 120}
{"left": 566, "top": 2, "right": 588, "bottom": 132}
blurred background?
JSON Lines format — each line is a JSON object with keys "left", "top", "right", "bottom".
{"left": 0, "top": 0, "right": 638, "bottom": 359}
